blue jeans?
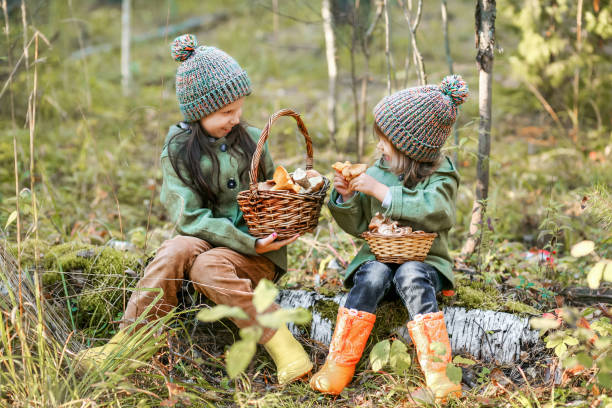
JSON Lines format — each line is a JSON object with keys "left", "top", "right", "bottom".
{"left": 344, "top": 260, "right": 442, "bottom": 318}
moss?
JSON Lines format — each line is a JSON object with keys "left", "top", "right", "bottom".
{"left": 454, "top": 280, "right": 504, "bottom": 310}
{"left": 43, "top": 241, "right": 144, "bottom": 330}
{"left": 43, "top": 241, "right": 95, "bottom": 270}
{"left": 41, "top": 271, "right": 62, "bottom": 286}
{"left": 371, "top": 301, "right": 410, "bottom": 341}
{"left": 7, "top": 239, "right": 51, "bottom": 270}
{"left": 503, "top": 299, "right": 540, "bottom": 315}
{"left": 313, "top": 299, "right": 340, "bottom": 322}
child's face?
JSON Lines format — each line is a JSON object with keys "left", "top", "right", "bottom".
{"left": 199, "top": 97, "right": 245, "bottom": 138}
{"left": 376, "top": 135, "right": 394, "bottom": 163}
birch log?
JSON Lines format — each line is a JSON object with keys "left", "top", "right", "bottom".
{"left": 278, "top": 289, "right": 540, "bottom": 365}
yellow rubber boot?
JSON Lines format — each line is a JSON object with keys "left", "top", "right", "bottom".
{"left": 75, "top": 330, "right": 131, "bottom": 372}
{"left": 264, "top": 324, "right": 313, "bottom": 385}
{"left": 310, "top": 307, "right": 376, "bottom": 395}
{"left": 407, "top": 311, "right": 462, "bottom": 403}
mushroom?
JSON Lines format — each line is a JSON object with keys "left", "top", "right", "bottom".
{"left": 332, "top": 161, "right": 367, "bottom": 181}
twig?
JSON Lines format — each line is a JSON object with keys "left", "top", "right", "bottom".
{"left": 398, "top": 0, "right": 427, "bottom": 85}
{"left": 524, "top": 80, "right": 565, "bottom": 133}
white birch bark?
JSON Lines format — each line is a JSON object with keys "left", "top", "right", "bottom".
{"left": 121, "top": 0, "right": 131, "bottom": 96}
{"left": 321, "top": 0, "right": 338, "bottom": 149}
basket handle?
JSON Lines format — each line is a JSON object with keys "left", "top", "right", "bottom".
{"left": 248, "top": 109, "right": 314, "bottom": 189}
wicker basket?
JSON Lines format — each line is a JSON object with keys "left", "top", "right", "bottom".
{"left": 361, "top": 230, "right": 438, "bottom": 263}
{"left": 237, "top": 109, "right": 330, "bottom": 240}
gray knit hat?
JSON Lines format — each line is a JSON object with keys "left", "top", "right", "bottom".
{"left": 373, "top": 75, "right": 469, "bottom": 162}
{"left": 171, "top": 34, "right": 252, "bottom": 122}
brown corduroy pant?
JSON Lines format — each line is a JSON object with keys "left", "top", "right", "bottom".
{"left": 120, "top": 235, "right": 280, "bottom": 343}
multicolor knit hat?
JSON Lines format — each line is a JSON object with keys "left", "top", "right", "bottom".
{"left": 373, "top": 75, "right": 469, "bottom": 162}
{"left": 171, "top": 34, "right": 252, "bottom": 122}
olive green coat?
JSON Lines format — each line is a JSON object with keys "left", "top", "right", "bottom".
{"left": 328, "top": 156, "right": 460, "bottom": 289}
{"left": 159, "top": 124, "right": 286, "bottom": 272}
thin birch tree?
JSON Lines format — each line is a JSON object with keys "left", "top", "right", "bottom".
{"left": 461, "top": 0, "right": 496, "bottom": 257}
{"left": 121, "top": 0, "right": 131, "bottom": 96}
{"left": 322, "top": 0, "right": 338, "bottom": 150}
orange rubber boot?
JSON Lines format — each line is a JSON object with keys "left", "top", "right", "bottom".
{"left": 310, "top": 307, "right": 376, "bottom": 395}
{"left": 407, "top": 311, "right": 462, "bottom": 403}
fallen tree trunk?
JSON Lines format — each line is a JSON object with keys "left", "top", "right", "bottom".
{"left": 278, "top": 289, "right": 541, "bottom": 365}
{"left": 561, "top": 285, "right": 612, "bottom": 305}
{"left": 69, "top": 13, "right": 229, "bottom": 60}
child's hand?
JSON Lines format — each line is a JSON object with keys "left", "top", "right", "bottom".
{"left": 349, "top": 173, "right": 389, "bottom": 203}
{"left": 334, "top": 171, "right": 355, "bottom": 202}
{"left": 255, "top": 232, "right": 300, "bottom": 254}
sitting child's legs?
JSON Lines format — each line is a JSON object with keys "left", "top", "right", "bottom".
{"left": 392, "top": 261, "right": 441, "bottom": 319}
{"left": 394, "top": 261, "right": 460, "bottom": 402}
{"left": 189, "top": 246, "right": 278, "bottom": 343}
{"left": 122, "top": 235, "right": 212, "bottom": 329}
{"left": 310, "top": 261, "right": 389, "bottom": 394}
{"left": 344, "top": 260, "right": 394, "bottom": 313}
{"left": 190, "top": 247, "right": 312, "bottom": 384}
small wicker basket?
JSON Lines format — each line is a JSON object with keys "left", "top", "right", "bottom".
{"left": 361, "top": 230, "right": 438, "bottom": 263}
{"left": 237, "top": 109, "right": 330, "bottom": 240}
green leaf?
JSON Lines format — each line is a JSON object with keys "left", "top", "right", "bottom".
{"left": 571, "top": 240, "right": 595, "bottom": 257}
{"left": 530, "top": 317, "right": 561, "bottom": 331}
{"left": 197, "top": 305, "right": 248, "bottom": 322}
{"left": 588, "top": 261, "right": 607, "bottom": 289}
{"left": 446, "top": 363, "right": 462, "bottom": 385}
{"left": 389, "top": 340, "right": 411, "bottom": 374}
{"left": 252, "top": 279, "right": 279, "bottom": 314}
{"left": 369, "top": 340, "right": 390, "bottom": 371}
{"left": 452, "top": 356, "right": 476, "bottom": 365}
{"left": 431, "top": 341, "right": 448, "bottom": 356}
{"left": 256, "top": 307, "right": 311, "bottom": 328}
{"left": 598, "top": 372, "right": 612, "bottom": 389}
{"left": 4, "top": 210, "right": 17, "bottom": 230}
{"left": 239, "top": 326, "right": 263, "bottom": 343}
{"left": 225, "top": 338, "right": 257, "bottom": 379}
{"left": 603, "top": 261, "right": 612, "bottom": 282}
{"left": 576, "top": 352, "right": 593, "bottom": 368}
{"left": 563, "top": 336, "right": 579, "bottom": 346}
{"left": 554, "top": 342, "right": 567, "bottom": 357}
{"left": 546, "top": 337, "right": 563, "bottom": 348}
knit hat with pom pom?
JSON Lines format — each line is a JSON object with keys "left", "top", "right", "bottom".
{"left": 373, "top": 75, "right": 469, "bottom": 162}
{"left": 171, "top": 34, "right": 252, "bottom": 121}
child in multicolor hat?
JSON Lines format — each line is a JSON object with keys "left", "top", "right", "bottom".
{"left": 77, "top": 34, "right": 313, "bottom": 385}
{"left": 310, "top": 75, "right": 468, "bottom": 401}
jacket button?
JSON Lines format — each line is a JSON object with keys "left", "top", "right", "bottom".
{"left": 227, "top": 178, "right": 237, "bottom": 189}
{"left": 220, "top": 144, "right": 227, "bottom": 152}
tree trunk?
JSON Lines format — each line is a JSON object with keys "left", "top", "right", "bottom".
{"left": 461, "top": 0, "right": 495, "bottom": 258}
{"left": 321, "top": 0, "right": 338, "bottom": 150}
{"left": 278, "top": 289, "right": 541, "bottom": 364}
{"left": 121, "top": 0, "right": 131, "bottom": 96}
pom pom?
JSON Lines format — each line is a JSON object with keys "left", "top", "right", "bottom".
{"left": 440, "top": 74, "right": 468, "bottom": 106}
{"left": 171, "top": 34, "right": 198, "bottom": 62}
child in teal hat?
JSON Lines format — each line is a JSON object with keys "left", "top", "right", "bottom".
{"left": 77, "top": 34, "right": 313, "bottom": 385}
{"left": 311, "top": 75, "right": 468, "bottom": 402}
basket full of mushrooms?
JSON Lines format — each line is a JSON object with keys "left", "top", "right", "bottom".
{"left": 361, "top": 212, "right": 437, "bottom": 263}
{"left": 237, "top": 109, "right": 330, "bottom": 240}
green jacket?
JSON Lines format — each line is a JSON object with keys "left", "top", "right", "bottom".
{"left": 328, "top": 156, "right": 460, "bottom": 289}
{"left": 159, "top": 124, "right": 286, "bottom": 272}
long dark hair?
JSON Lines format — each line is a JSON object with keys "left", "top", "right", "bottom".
{"left": 167, "top": 121, "right": 266, "bottom": 208}
{"left": 374, "top": 123, "right": 442, "bottom": 189}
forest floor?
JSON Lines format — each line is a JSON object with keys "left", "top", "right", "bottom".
{"left": 1, "top": 0, "right": 611, "bottom": 407}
